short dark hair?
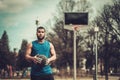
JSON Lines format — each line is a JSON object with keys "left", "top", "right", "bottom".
{"left": 37, "top": 26, "right": 46, "bottom": 32}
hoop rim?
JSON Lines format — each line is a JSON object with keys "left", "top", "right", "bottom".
{"left": 64, "top": 24, "right": 89, "bottom": 31}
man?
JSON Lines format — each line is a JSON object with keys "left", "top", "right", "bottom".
{"left": 25, "top": 26, "right": 56, "bottom": 80}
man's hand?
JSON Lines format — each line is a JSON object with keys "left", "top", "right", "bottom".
{"left": 31, "top": 56, "right": 40, "bottom": 64}
{"left": 46, "top": 59, "right": 50, "bottom": 65}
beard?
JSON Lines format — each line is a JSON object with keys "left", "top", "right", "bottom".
{"left": 37, "top": 36, "right": 45, "bottom": 41}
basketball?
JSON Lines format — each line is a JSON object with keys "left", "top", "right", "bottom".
{"left": 35, "top": 54, "right": 48, "bottom": 67}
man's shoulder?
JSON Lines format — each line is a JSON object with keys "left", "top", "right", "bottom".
{"left": 45, "top": 40, "right": 52, "bottom": 46}
{"left": 44, "top": 39, "right": 49, "bottom": 43}
{"left": 32, "top": 40, "right": 37, "bottom": 43}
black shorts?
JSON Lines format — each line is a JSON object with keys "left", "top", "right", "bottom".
{"left": 31, "top": 74, "right": 54, "bottom": 80}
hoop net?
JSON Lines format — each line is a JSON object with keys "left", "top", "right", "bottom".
{"left": 72, "top": 25, "right": 80, "bottom": 31}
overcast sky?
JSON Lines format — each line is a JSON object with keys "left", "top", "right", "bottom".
{"left": 0, "top": 0, "right": 112, "bottom": 51}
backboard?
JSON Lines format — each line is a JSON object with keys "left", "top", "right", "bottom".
{"left": 64, "top": 12, "right": 88, "bottom": 31}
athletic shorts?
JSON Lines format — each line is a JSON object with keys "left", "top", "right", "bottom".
{"left": 31, "top": 74, "right": 54, "bottom": 80}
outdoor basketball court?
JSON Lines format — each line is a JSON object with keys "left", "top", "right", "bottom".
{"left": 0, "top": 76, "right": 119, "bottom": 80}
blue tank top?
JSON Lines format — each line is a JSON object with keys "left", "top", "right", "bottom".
{"left": 31, "top": 40, "right": 52, "bottom": 76}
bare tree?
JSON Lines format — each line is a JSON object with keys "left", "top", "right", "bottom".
{"left": 93, "top": 0, "right": 120, "bottom": 80}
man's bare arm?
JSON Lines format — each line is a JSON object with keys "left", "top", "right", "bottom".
{"left": 25, "top": 43, "right": 38, "bottom": 64}
{"left": 47, "top": 43, "right": 56, "bottom": 63}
